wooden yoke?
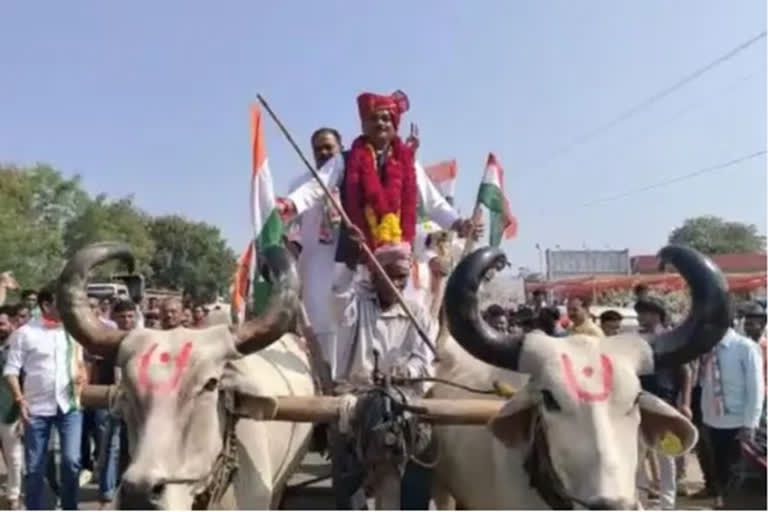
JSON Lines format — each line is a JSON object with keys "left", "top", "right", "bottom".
{"left": 234, "top": 395, "right": 505, "bottom": 425}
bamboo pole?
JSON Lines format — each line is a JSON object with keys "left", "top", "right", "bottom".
{"left": 235, "top": 394, "right": 504, "bottom": 425}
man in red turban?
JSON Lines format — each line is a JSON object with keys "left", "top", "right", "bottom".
{"left": 278, "top": 90, "right": 478, "bottom": 267}
{"left": 337, "top": 90, "right": 418, "bottom": 259}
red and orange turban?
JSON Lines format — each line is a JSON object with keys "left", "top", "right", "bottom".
{"left": 356, "top": 90, "right": 410, "bottom": 130}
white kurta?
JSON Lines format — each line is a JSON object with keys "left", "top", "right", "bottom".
{"left": 331, "top": 267, "right": 436, "bottom": 391}
{"left": 287, "top": 153, "right": 460, "bottom": 378}
{"left": 287, "top": 169, "right": 340, "bottom": 374}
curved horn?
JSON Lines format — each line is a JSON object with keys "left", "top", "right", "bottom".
{"left": 233, "top": 245, "right": 301, "bottom": 355}
{"left": 444, "top": 247, "right": 524, "bottom": 370}
{"left": 57, "top": 242, "right": 134, "bottom": 359}
{"left": 651, "top": 245, "right": 730, "bottom": 369}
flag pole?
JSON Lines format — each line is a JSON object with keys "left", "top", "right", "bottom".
{"left": 256, "top": 94, "right": 438, "bottom": 359}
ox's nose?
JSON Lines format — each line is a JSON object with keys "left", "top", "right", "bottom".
{"left": 586, "top": 497, "right": 635, "bottom": 510}
{"left": 118, "top": 476, "right": 167, "bottom": 510}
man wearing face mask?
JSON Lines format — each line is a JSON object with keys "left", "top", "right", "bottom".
{"left": 277, "top": 91, "right": 480, "bottom": 377}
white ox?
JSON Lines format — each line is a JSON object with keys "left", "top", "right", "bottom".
{"left": 58, "top": 242, "right": 314, "bottom": 510}
{"left": 430, "top": 245, "right": 730, "bottom": 509}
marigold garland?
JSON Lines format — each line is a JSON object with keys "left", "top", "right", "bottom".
{"left": 365, "top": 208, "right": 402, "bottom": 245}
{"left": 344, "top": 135, "right": 417, "bottom": 250}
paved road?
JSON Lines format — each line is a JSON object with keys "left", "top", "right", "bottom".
{"left": 1, "top": 451, "right": 716, "bottom": 509}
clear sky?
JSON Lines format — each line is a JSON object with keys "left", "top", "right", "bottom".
{"left": 1, "top": 0, "right": 765, "bottom": 272}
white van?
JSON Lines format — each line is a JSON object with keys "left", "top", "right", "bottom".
{"left": 86, "top": 282, "right": 129, "bottom": 300}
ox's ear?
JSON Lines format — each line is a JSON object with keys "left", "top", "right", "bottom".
{"left": 488, "top": 387, "right": 536, "bottom": 448}
{"left": 638, "top": 391, "right": 697, "bottom": 457}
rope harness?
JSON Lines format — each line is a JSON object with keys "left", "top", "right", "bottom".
{"left": 191, "top": 391, "right": 241, "bottom": 510}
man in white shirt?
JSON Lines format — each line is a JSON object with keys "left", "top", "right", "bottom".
{"left": 287, "top": 128, "right": 345, "bottom": 379}
{"left": 330, "top": 236, "right": 436, "bottom": 509}
{"left": 699, "top": 322, "right": 764, "bottom": 508}
{"left": 3, "top": 285, "right": 85, "bottom": 510}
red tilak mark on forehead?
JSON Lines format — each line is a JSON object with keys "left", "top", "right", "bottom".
{"left": 137, "top": 341, "right": 193, "bottom": 394}
{"left": 561, "top": 353, "right": 613, "bottom": 403}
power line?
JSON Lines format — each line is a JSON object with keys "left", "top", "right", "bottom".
{"left": 533, "top": 30, "right": 767, "bottom": 168}
{"left": 582, "top": 150, "right": 767, "bottom": 207}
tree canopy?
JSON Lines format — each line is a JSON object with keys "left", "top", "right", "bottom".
{"left": 668, "top": 216, "right": 766, "bottom": 255}
{"left": 149, "top": 216, "right": 237, "bottom": 304}
{"left": 0, "top": 163, "right": 237, "bottom": 302}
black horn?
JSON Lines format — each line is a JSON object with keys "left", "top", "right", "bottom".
{"left": 57, "top": 242, "right": 134, "bottom": 359}
{"left": 233, "top": 245, "right": 301, "bottom": 355}
{"left": 650, "top": 245, "right": 730, "bottom": 369}
{"left": 444, "top": 247, "right": 524, "bottom": 371}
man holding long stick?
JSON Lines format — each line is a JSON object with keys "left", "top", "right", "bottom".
{"left": 277, "top": 90, "right": 479, "bottom": 376}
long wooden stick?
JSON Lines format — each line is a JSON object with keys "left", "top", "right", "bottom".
{"left": 297, "top": 303, "right": 333, "bottom": 395}
{"left": 257, "top": 94, "right": 438, "bottom": 358}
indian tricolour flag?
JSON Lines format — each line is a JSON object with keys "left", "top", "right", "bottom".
{"left": 476, "top": 153, "right": 518, "bottom": 247}
{"left": 231, "top": 105, "right": 284, "bottom": 322}
{"left": 424, "top": 159, "right": 458, "bottom": 202}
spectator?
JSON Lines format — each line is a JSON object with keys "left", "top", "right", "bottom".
{"left": 634, "top": 283, "right": 649, "bottom": 303}
{"left": 742, "top": 302, "right": 767, "bottom": 386}
{"left": 531, "top": 290, "right": 547, "bottom": 311}
{"left": 700, "top": 305, "right": 765, "bottom": 509}
{"left": 0, "top": 306, "right": 22, "bottom": 509}
{"left": 635, "top": 296, "right": 689, "bottom": 509}
{"left": 98, "top": 298, "right": 112, "bottom": 322}
{"left": 80, "top": 297, "right": 118, "bottom": 487}
{"left": 515, "top": 306, "right": 536, "bottom": 333}
{"left": 113, "top": 299, "right": 137, "bottom": 331}
{"left": 536, "top": 306, "right": 565, "bottom": 336}
{"left": 599, "top": 310, "right": 623, "bottom": 337}
{"left": 3, "top": 284, "right": 85, "bottom": 510}
{"left": 96, "top": 299, "right": 136, "bottom": 508}
{"left": 191, "top": 305, "right": 207, "bottom": 329}
{"left": 567, "top": 297, "right": 604, "bottom": 337}
{"left": 20, "top": 289, "right": 41, "bottom": 321}
{"left": 182, "top": 307, "right": 193, "bottom": 328}
{"left": 161, "top": 298, "right": 184, "bottom": 330}
{"left": 11, "top": 304, "right": 30, "bottom": 328}
{"left": 484, "top": 304, "right": 508, "bottom": 333}
{"left": 89, "top": 297, "right": 116, "bottom": 329}
{"left": 143, "top": 309, "right": 161, "bottom": 329}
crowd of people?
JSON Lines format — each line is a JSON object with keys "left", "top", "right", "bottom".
{"left": 0, "top": 87, "right": 765, "bottom": 510}
{"left": 0, "top": 272, "right": 222, "bottom": 510}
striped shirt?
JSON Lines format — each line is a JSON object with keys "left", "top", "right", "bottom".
{"left": 2, "top": 318, "right": 82, "bottom": 416}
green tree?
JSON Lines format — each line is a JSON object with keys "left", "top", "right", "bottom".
{"left": 668, "top": 216, "right": 766, "bottom": 254}
{"left": 148, "top": 215, "right": 237, "bottom": 303}
{"left": 63, "top": 194, "right": 156, "bottom": 278}
{"left": 0, "top": 163, "right": 90, "bottom": 290}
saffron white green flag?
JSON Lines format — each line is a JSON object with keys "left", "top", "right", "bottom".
{"left": 231, "top": 105, "right": 284, "bottom": 320}
{"left": 476, "top": 153, "right": 518, "bottom": 247}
